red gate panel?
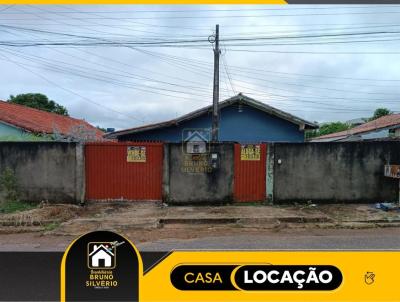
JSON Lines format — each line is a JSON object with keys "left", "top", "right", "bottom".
{"left": 234, "top": 143, "right": 267, "bottom": 202}
{"left": 85, "top": 142, "right": 163, "bottom": 201}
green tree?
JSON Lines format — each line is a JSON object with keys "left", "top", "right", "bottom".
{"left": 318, "top": 122, "right": 352, "bottom": 136}
{"left": 370, "top": 108, "right": 392, "bottom": 121}
{"left": 7, "top": 93, "right": 69, "bottom": 116}
{"left": 96, "top": 126, "right": 107, "bottom": 132}
{"left": 306, "top": 122, "right": 352, "bottom": 139}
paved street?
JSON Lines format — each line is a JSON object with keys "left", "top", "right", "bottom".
{"left": 0, "top": 228, "right": 399, "bottom": 251}
{"left": 137, "top": 228, "right": 400, "bottom": 251}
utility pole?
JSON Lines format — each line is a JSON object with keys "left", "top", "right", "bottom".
{"left": 210, "top": 24, "right": 220, "bottom": 142}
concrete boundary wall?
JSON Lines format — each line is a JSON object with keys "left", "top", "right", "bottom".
{"left": 165, "top": 143, "right": 234, "bottom": 204}
{"left": 1, "top": 141, "right": 399, "bottom": 204}
{"left": 272, "top": 141, "right": 400, "bottom": 203}
{"left": 0, "top": 142, "right": 84, "bottom": 203}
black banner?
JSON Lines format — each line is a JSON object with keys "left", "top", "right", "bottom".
{"left": 62, "top": 231, "right": 140, "bottom": 301}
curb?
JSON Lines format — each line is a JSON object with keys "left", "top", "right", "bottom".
{"left": 2, "top": 217, "right": 400, "bottom": 234}
{"left": 159, "top": 216, "right": 333, "bottom": 225}
{"left": 159, "top": 218, "right": 239, "bottom": 225}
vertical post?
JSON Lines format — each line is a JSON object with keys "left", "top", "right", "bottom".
{"left": 266, "top": 143, "right": 274, "bottom": 204}
{"left": 211, "top": 24, "right": 220, "bottom": 142}
{"left": 162, "top": 143, "right": 170, "bottom": 203}
{"left": 75, "top": 143, "right": 85, "bottom": 205}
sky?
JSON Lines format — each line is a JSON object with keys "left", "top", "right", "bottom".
{"left": 0, "top": 4, "right": 400, "bottom": 130}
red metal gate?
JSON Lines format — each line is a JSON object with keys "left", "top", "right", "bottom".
{"left": 234, "top": 143, "right": 267, "bottom": 202}
{"left": 85, "top": 142, "right": 163, "bottom": 201}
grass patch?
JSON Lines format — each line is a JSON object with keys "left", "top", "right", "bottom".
{"left": 43, "top": 221, "right": 61, "bottom": 232}
{"left": 0, "top": 200, "right": 36, "bottom": 214}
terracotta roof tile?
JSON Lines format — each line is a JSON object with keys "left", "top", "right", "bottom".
{"left": 314, "top": 114, "right": 400, "bottom": 140}
{"left": 0, "top": 100, "right": 104, "bottom": 139}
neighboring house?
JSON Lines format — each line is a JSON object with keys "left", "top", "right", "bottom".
{"left": 106, "top": 93, "right": 318, "bottom": 143}
{"left": 0, "top": 100, "right": 104, "bottom": 141}
{"left": 312, "top": 114, "right": 400, "bottom": 142}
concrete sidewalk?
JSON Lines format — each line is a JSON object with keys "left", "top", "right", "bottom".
{"left": 1, "top": 202, "right": 400, "bottom": 236}
{"left": 50, "top": 202, "right": 400, "bottom": 235}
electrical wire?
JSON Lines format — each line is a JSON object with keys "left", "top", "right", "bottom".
{"left": 0, "top": 51, "right": 147, "bottom": 123}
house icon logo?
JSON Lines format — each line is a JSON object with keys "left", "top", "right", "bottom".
{"left": 87, "top": 242, "right": 118, "bottom": 269}
{"left": 182, "top": 129, "right": 210, "bottom": 154}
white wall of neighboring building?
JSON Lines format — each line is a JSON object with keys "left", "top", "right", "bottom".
{"left": 0, "top": 122, "right": 50, "bottom": 141}
{"left": 0, "top": 121, "right": 26, "bottom": 137}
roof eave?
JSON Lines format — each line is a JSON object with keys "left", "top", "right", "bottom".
{"left": 228, "top": 94, "right": 318, "bottom": 129}
{"left": 106, "top": 94, "right": 318, "bottom": 138}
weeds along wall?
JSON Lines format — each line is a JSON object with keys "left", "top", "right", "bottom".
{"left": 0, "top": 142, "right": 84, "bottom": 203}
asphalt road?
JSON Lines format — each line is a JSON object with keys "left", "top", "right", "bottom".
{"left": 0, "top": 228, "right": 399, "bottom": 251}
{"left": 137, "top": 228, "right": 400, "bottom": 251}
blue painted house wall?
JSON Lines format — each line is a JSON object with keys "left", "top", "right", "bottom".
{"left": 119, "top": 104, "right": 305, "bottom": 143}
{"left": 0, "top": 122, "right": 51, "bottom": 141}
{"left": 0, "top": 122, "right": 25, "bottom": 137}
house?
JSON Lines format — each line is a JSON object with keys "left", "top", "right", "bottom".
{"left": 105, "top": 94, "right": 318, "bottom": 143}
{"left": 0, "top": 101, "right": 104, "bottom": 141}
{"left": 88, "top": 244, "right": 114, "bottom": 268}
{"left": 312, "top": 114, "right": 400, "bottom": 142}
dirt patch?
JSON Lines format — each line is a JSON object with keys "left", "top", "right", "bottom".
{"left": 317, "top": 204, "right": 400, "bottom": 222}
{"left": 1, "top": 202, "right": 400, "bottom": 236}
{"left": 0, "top": 204, "right": 83, "bottom": 227}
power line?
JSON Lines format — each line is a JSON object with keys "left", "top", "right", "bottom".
{"left": 0, "top": 5, "right": 13, "bottom": 13}
{"left": 5, "top": 10, "right": 400, "bottom": 21}
{"left": 223, "top": 63, "right": 400, "bottom": 82}
{"left": 4, "top": 23, "right": 400, "bottom": 82}
{"left": 3, "top": 5, "right": 400, "bottom": 14}
{"left": 0, "top": 47, "right": 216, "bottom": 101}
{"left": 0, "top": 47, "right": 394, "bottom": 115}
{"left": 6, "top": 7, "right": 217, "bottom": 97}
{"left": 4, "top": 36, "right": 400, "bottom": 47}
{"left": 9, "top": 31, "right": 396, "bottom": 96}
{"left": 5, "top": 21, "right": 400, "bottom": 30}
{"left": 215, "top": 70, "right": 400, "bottom": 102}
{"left": 221, "top": 50, "right": 236, "bottom": 95}
{"left": 1, "top": 14, "right": 219, "bottom": 114}
{"left": 99, "top": 47, "right": 400, "bottom": 83}
{"left": 0, "top": 51, "right": 146, "bottom": 123}
{"left": 225, "top": 73, "right": 397, "bottom": 95}
{"left": 5, "top": 17, "right": 400, "bottom": 39}
{"left": 1, "top": 14, "right": 399, "bottom": 116}
{"left": 8, "top": 6, "right": 230, "bottom": 103}
{"left": 227, "top": 49, "right": 400, "bottom": 54}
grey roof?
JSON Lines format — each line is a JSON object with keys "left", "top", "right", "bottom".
{"left": 105, "top": 93, "right": 318, "bottom": 139}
